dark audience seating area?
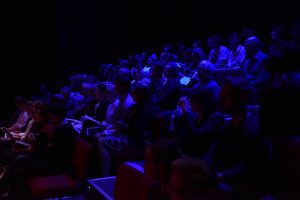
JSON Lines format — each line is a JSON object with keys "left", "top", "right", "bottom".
{"left": 1, "top": 23, "right": 300, "bottom": 200}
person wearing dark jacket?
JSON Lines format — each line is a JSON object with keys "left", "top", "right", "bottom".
{"left": 153, "top": 62, "right": 181, "bottom": 111}
{"left": 204, "top": 77, "right": 269, "bottom": 199}
{"left": 174, "top": 87, "right": 224, "bottom": 157}
{"left": 124, "top": 84, "right": 159, "bottom": 150}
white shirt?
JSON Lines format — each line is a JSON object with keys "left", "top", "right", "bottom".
{"left": 227, "top": 45, "right": 246, "bottom": 67}
{"left": 209, "top": 46, "right": 230, "bottom": 65}
{"left": 9, "top": 111, "right": 29, "bottom": 131}
{"left": 105, "top": 94, "right": 135, "bottom": 128}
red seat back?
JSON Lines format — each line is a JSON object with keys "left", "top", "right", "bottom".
{"left": 72, "top": 137, "right": 93, "bottom": 180}
{"left": 114, "top": 162, "right": 144, "bottom": 200}
{"left": 136, "top": 175, "right": 154, "bottom": 200}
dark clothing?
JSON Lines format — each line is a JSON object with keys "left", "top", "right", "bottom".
{"left": 149, "top": 78, "right": 165, "bottom": 95}
{"left": 124, "top": 103, "right": 158, "bottom": 150}
{"left": 153, "top": 78, "right": 181, "bottom": 111}
{"left": 95, "top": 99, "right": 111, "bottom": 122}
{"left": 174, "top": 112, "right": 224, "bottom": 157}
{"left": 205, "top": 113, "right": 268, "bottom": 191}
{"left": 80, "top": 99, "right": 111, "bottom": 139}
{"left": 71, "top": 97, "right": 97, "bottom": 119}
{"left": 45, "top": 122, "right": 77, "bottom": 172}
{"left": 6, "top": 154, "right": 56, "bottom": 200}
{"left": 268, "top": 41, "right": 287, "bottom": 58}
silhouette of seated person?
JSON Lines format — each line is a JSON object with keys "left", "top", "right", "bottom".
{"left": 173, "top": 88, "right": 224, "bottom": 157}
{"left": 153, "top": 62, "right": 182, "bottom": 112}
{"left": 242, "top": 36, "right": 269, "bottom": 89}
{"left": 208, "top": 35, "right": 230, "bottom": 68}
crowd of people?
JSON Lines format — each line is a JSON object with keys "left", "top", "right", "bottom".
{"left": 0, "top": 23, "right": 300, "bottom": 200}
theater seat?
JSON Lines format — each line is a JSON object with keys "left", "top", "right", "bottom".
{"left": 27, "top": 175, "right": 77, "bottom": 199}
{"left": 27, "top": 137, "right": 92, "bottom": 200}
{"left": 114, "top": 162, "right": 144, "bottom": 200}
{"left": 136, "top": 175, "right": 154, "bottom": 200}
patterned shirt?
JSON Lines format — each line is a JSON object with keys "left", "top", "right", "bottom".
{"left": 209, "top": 46, "right": 230, "bottom": 66}
{"left": 105, "top": 94, "right": 135, "bottom": 128}
{"left": 227, "top": 45, "right": 246, "bottom": 67}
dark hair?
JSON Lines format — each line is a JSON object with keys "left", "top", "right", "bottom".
{"left": 47, "top": 104, "right": 67, "bottom": 117}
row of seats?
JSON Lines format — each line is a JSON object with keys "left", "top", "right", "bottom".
{"left": 88, "top": 162, "right": 153, "bottom": 200}
{"left": 24, "top": 136, "right": 300, "bottom": 200}
{"left": 26, "top": 137, "right": 93, "bottom": 199}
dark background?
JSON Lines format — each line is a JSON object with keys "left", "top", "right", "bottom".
{"left": 0, "top": 0, "right": 299, "bottom": 120}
